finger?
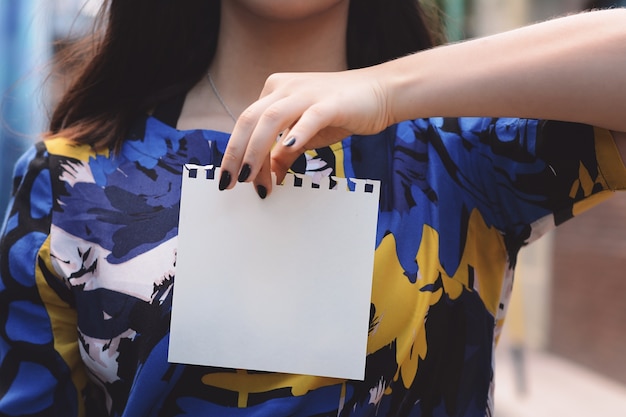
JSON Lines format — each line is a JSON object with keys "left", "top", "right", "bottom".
{"left": 266, "top": 126, "right": 303, "bottom": 184}
{"left": 253, "top": 153, "right": 273, "bottom": 199}
{"left": 270, "top": 148, "right": 301, "bottom": 185}
{"left": 220, "top": 94, "right": 280, "bottom": 190}
{"left": 272, "top": 130, "right": 347, "bottom": 185}
{"left": 278, "top": 102, "right": 338, "bottom": 151}
{"left": 271, "top": 103, "right": 343, "bottom": 172}
{"left": 237, "top": 97, "right": 308, "bottom": 183}
{"left": 237, "top": 128, "right": 290, "bottom": 184}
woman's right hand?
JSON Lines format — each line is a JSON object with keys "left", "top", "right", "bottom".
{"left": 218, "top": 67, "right": 397, "bottom": 196}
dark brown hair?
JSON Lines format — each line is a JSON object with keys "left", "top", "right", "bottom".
{"left": 48, "top": 0, "right": 443, "bottom": 150}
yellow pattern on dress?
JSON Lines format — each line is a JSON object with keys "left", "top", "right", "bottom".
{"left": 36, "top": 237, "right": 89, "bottom": 417}
{"left": 368, "top": 208, "right": 507, "bottom": 390}
{"left": 45, "top": 137, "right": 109, "bottom": 161}
{"left": 201, "top": 370, "right": 344, "bottom": 408}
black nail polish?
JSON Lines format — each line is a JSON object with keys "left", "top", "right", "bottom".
{"left": 218, "top": 170, "right": 231, "bottom": 190}
{"left": 283, "top": 137, "right": 296, "bottom": 147}
{"left": 256, "top": 185, "right": 267, "bottom": 199}
{"left": 238, "top": 164, "right": 251, "bottom": 182}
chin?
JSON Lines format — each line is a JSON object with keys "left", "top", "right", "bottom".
{"left": 229, "top": 0, "right": 349, "bottom": 22}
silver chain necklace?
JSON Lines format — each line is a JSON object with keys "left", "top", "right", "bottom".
{"left": 207, "top": 72, "right": 237, "bottom": 123}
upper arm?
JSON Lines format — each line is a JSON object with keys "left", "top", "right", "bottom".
{"left": 0, "top": 143, "right": 85, "bottom": 417}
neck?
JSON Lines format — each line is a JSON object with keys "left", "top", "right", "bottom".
{"left": 177, "top": 1, "right": 349, "bottom": 132}
{"left": 220, "top": 3, "right": 347, "bottom": 67}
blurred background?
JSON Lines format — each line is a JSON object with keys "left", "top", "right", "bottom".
{"left": 1, "top": 1, "right": 625, "bottom": 416}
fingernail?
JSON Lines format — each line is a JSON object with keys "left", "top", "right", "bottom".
{"left": 218, "top": 170, "right": 231, "bottom": 191}
{"left": 283, "top": 136, "right": 296, "bottom": 147}
{"left": 256, "top": 185, "right": 267, "bottom": 199}
{"left": 238, "top": 164, "right": 251, "bottom": 182}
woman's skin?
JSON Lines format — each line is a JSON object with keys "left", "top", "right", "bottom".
{"left": 182, "top": 5, "right": 626, "bottom": 196}
{"left": 177, "top": 0, "right": 350, "bottom": 133}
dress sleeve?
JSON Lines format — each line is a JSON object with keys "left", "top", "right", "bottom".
{"left": 487, "top": 120, "right": 626, "bottom": 239}
{"left": 0, "top": 142, "right": 88, "bottom": 417}
{"left": 403, "top": 118, "right": 626, "bottom": 247}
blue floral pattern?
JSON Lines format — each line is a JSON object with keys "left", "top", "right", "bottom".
{"left": 1, "top": 113, "right": 624, "bottom": 417}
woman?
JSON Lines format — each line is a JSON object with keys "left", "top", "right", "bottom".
{"left": 1, "top": 1, "right": 625, "bottom": 416}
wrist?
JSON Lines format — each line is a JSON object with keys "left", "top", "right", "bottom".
{"left": 374, "top": 51, "right": 434, "bottom": 125}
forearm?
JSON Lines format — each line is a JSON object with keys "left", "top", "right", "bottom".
{"left": 382, "top": 9, "right": 626, "bottom": 131}
{"left": 220, "top": 9, "right": 626, "bottom": 190}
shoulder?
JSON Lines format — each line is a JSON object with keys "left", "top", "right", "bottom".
{"left": 44, "top": 137, "right": 110, "bottom": 162}
{"left": 8, "top": 137, "right": 110, "bottom": 222}
{"left": 2, "top": 143, "right": 54, "bottom": 263}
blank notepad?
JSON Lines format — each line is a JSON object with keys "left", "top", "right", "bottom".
{"left": 169, "top": 165, "right": 380, "bottom": 380}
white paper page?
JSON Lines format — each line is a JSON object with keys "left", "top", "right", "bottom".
{"left": 169, "top": 165, "right": 380, "bottom": 380}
